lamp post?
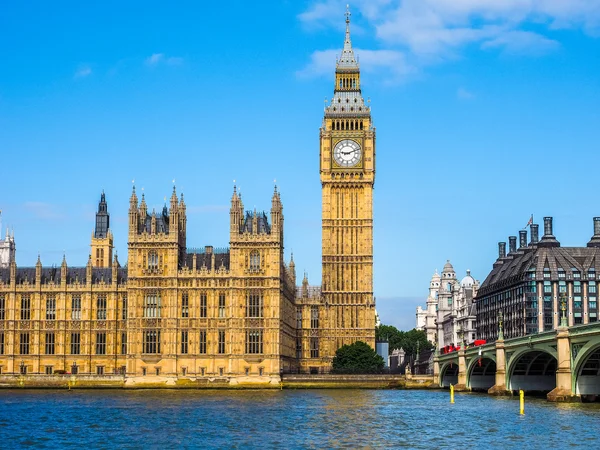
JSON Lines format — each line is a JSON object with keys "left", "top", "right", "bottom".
{"left": 560, "top": 292, "right": 568, "bottom": 328}
{"left": 498, "top": 311, "right": 504, "bottom": 340}
{"left": 19, "top": 360, "right": 25, "bottom": 375}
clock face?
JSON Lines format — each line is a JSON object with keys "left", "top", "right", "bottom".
{"left": 333, "top": 139, "right": 361, "bottom": 167}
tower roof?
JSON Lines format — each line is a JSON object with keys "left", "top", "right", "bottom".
{"left": 324, "top": 6, "right": 370, "bottom": 119}
{"left": 337, "top": 6, "right": 359, "bottom": 71}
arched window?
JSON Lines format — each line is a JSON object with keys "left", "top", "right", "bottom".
{"left": 249, "top": 251, "right": 260, "bottom": 272}
{"left": 148, "top": 251, "right": 158, "bottom": 270}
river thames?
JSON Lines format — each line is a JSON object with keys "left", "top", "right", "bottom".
{"left": 0, "top": 389, "right": 599, "bottom": 448}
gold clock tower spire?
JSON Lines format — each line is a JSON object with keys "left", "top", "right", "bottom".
{"left": 320, "top": 6, "right": 376, "bottom": 360}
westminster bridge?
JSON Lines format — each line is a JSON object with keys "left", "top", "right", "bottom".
{"left": 434, "top": 321, "right": 600, "bottom": 402}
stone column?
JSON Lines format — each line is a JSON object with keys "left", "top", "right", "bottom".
{"left": 454, "top": 348, "right": 468, "bottom": 391}
{"left": 433, "top": 355, "right": 440, "bottom": 387}
{"left": 488, "top": 339, "right": 510, "bottom": 396}
{"left": 547, "top": 327, "right": 578, "bottom": 402}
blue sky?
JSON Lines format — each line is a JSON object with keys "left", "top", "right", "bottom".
{"left": 1, "top": 1, "right": 599, "bottom": 330}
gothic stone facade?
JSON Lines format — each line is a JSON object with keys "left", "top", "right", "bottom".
{"left": 0, "top": 12, "right": 376, "bottom": 380}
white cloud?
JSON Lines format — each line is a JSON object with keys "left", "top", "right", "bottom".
{"left": 73, "top": 65, "right": 92, "bottom": 79}
{"left": 145, "top": 53, "right": 184, "bottom": 66}
{"left": 297, "top": 48, "right": 414, "bottom": 83}
{"left": 299, "top": 0, "right": 600, "bottom": 80}
{"left": 457, "top": 87, "right": 475, "bottom": 100}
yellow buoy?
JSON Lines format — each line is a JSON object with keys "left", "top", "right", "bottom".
{"left": 519, "top": 389, "right": 525, "bottom": 415}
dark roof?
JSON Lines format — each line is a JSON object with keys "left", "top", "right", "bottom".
{"left": 1, "top": 266, "right": 128, "bottom": 285}
{"left": 478, "top": 246, "right": 600, "bottom": 296}
{"left": 0, "top": 268, "right": 9, "bottom": 284}
{"left": 142, "top": 210, "right": 170, "bottom": 234}
{"left": 241, "top": 211, "right": 271, "bottom": 234}
{"left": 16, "top": 268, "right": 36, "bottom": 284}
{"left": 184, "top": 250, "right": 230, "bottom": 271}
{"left": 67, "top": 268, "right": 87, "bottom": 284}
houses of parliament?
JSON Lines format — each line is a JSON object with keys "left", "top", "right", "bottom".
{"left": 0, "top": 12, "right": 376, "bottom": 383}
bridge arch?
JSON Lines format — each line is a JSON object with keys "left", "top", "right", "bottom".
{"left": 573, "top": 343, "right": 600, "bottom": 398}
{"left": 439, "top": 361, "right": 458, "bottom": 388}
{"left": 506, "top": 349, "right": 557, "bottom": 393}
{"left": 467, "top": 356, "right": 496, "bottom": 391}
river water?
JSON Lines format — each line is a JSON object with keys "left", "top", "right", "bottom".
{"left": 0, "top": 389, "right": 599, "bottom": 448}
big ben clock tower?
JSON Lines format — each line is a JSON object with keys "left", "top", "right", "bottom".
{"left": 320, "top": 7, "right": 376, "bottom": 358}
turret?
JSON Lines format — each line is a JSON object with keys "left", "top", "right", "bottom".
{"left": 61, "top": 254, "right": 68, "bottom": 286}
{"left": 35, "top": 254, "right": 42, "bottom": 286}
{"left": 129, "top": 185, "right": 139, "bottom": 235}
{"left": 289, "top": 253, "right": 296, "bottom": 284}
{"left": 230, "top": 184, "right": 243, "bottom": 238}
{"left": 270, "top": 184, "right": 283, "bottom": 237}
{"left": 169, "top": 185, "right": 179, "bottom": 235}
{"left": 139, "top": 193, "right": 148, "bottom": 230}
{"left": 91, "top": 191, "right": 113, "bottom": 268}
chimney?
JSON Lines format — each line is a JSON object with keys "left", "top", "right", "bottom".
{"left": 543, "top": 217, "right": 554, "bottom": 237}
{"left": 508, "top": 236, "right": 517, "bottom": 254}
{"left": 498, "top": 242, "right": 506, "bottom": 259}
{"left": 538, "top": 216, "right": 560, "bottom": 247}
{"left": 519, "top": 230, "right": 527, "bottom": 249}
{"left": 530, "top": 224, "right": 539, "bottom": 245}
{"left": 587, "top": 217, "right": 600, "bottom": 248}
{"left": 205, "top": 245, "right": 213, "bottom": 254}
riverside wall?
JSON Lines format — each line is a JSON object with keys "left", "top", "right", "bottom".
{"left": 0, "top": 374, "right": 436, "bottom": 390}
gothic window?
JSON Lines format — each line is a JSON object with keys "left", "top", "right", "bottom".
{"left": 296, "top": 309, "right": 302, "bottom": 329}
{"left": 199, "top": 293, "right": 207, "bottom": 318}
{"left": 311, "top": 306, "right": 319, "bottom": 329}
{"left": 0, "top": 295, "right": 5, "bottom": 320}
{"left": 310, "top": 338, "right": 319, "bottom": 358}
{"left": 143, "top": 330, "right": 160, "bottom": 354}
{"left": 19, "top": 332, "right": 29, "bottom": 355}
{"left": 181, "top": 330, "right": 189, "bottom": 354}
{"left": 148, "top": 251, "right": 158, "bottom": 270}
{"left": 218, "top": 293, "right": 226, "bottom": 318}
{"left": 218, "top": 330, "right": 226, "bottom": 354}
{"left": 181, "top": 292, "right": 189, "bottom": 318}
{"left": 45, "top": 332, "right": 55, "bottom": 355}
{"left": 97, "top": 295, "right": 107, "bottom": 320}
{"left": 121, "top": 295, "right": 128, "bottom": 320}
{"left": 246, "top": 292, "right": 263, "bottom": 318}
{"left": 20, "top": 296, "right": 31, "bottom": 320}
{"left": 71, "top": 333, "right": 81, "bottom": 355}
{"left": 121, "top": 332, "right": 127, "bottom": 355}
{"left": 46, "top": 296, "right": 56, "bottom": 320}
{"left": 249, "top": 251, "right": 260, "bottom": 272}
{"left": 144, "top": 293, "right": 161, "bottom": 318}
{"left": 246, "top": 330, "right": 263, "bottom": 354}
{"left": 72, "top": 295, "right": 81, "bottom": 320}
{"left": 0, "top": 332, "right": 4, "bottom": 355}
{"left": 199, "top": 330, "right": 207, "bottom": 354}
{"left": 96, "top": 332, "right": 106, "bottom": 355}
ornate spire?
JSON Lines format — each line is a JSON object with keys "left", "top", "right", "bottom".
{"left": 337, "top": 5, "right": 358, "bottom": 69}
{"left": 95, "top": 191, "right": 110, "bottom": 238}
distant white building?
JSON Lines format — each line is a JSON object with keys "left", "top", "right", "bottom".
{"left": 416, "top": 261, "right": 479, "bottom": 349}
{"left": 0, "top": 212, "right": 16, "bottom": 268}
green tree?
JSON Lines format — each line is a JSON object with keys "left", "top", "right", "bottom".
{"left": 376, "top": 325, "right": 433, "bottom": 360}
{"left": 332, "top": 341, "right": 385, "bottom": 374}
